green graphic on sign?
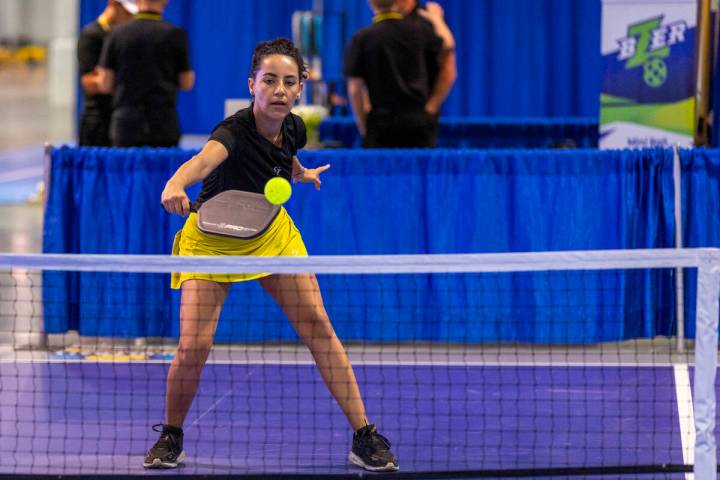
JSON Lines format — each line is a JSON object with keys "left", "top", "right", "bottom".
{"left": 624, "top": 17, "right": 669, "bottom": 68}
{"left": 643, "top": 57, "right": 667, "bottom": 87}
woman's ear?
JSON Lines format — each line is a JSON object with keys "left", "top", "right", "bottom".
{"left": 248, "top": 77, "right": 255, "bottom": 97}
{"left": 295, "top": 80, "right": 304, "bottom": 104}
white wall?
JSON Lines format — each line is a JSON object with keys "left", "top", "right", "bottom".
{"left": 0, "top": 0, "right": 65, "bottom": 43}
{"left": 0, "top": 0, "right": 80, "bottom": 120}
{"left": 0, "top": 0, "right": 22, "bottom": 39}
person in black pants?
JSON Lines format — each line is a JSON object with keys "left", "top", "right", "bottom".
{"left": 343, "top": 0, "right": 453, "bottom": 148}
{"left": 397, "top": 0, "right": 456, "bottom": 146}
{"left": 77, "top": 0, "right": 137, "bottom": 146}
{"left": 97, "top": 0, "right": 195, "bottom": 147}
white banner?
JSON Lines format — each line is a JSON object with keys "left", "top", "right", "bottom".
{"left": 600, "top": 0, "right": 696, "bottom": 148}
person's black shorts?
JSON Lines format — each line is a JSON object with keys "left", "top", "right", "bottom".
{"left": 79, "top": 111, "right": 111, "bottom": 147}
{"left": 110, "top": 107, "right": 181, "bottom": 147}
{"left": 364, "top": 109, "right": 438, "bottom": 148}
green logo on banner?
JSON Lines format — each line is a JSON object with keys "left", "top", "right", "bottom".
{"left": 616, "top": 16, "right": 687, "bottom": 88}
{"left": 643, "top": 57, "right": 667, "bottom": 87}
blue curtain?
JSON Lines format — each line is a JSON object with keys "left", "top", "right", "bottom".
{"left": 43, "top": 147, "right": 199, "bottom": 337}
{"left": 44, "top": 147, "right": 681, "bottom": 342}
{"left": 79, "top": 0, "right": 601, "bottom": 134}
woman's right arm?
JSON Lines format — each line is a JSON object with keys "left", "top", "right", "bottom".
{"left": 161, "top": 140, "right": 229, "bottom": 216}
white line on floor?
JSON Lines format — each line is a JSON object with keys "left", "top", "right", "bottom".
{"left": 0, "top": 167, "right": 42, "bottom": 184}
{"left": 187, "top": 388, "right": 234, "bottom": 428}
{"left": 673, "top": 363, "right": 694, "bottom": 480}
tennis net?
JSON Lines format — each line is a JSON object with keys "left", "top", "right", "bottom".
{"left": 0, "top": 249, "right": 717, "bottom": 478}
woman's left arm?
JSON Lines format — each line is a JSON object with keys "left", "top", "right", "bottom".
{"left": 292, "top": 156, "right": 331, "bottom": 190}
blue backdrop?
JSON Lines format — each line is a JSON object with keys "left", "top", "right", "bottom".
{"left": 79, "top": 0, "right": 602, "bottom": 134}
{"left": 43, "top": 147, "right": 701, "bottom": 343}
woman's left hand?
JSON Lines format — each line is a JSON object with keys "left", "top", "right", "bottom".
{"left": 295, "top": 164, "right": 331, "bottom": 190}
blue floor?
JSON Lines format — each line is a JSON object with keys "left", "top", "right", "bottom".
{"left": 0, "top": 144, "right": 45, "bottom": 203}
{"left": 0, "top": 362, "right": 687, "bottom": 477}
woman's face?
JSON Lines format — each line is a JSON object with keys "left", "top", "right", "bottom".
{"left": 249, "top": 54, "right": 303, "bottom": 121}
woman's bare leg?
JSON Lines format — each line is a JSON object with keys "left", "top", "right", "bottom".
{"left": 165, "top": 279, "right": 230, "bottom": 427}
{"left": 259, "top": 273, "right": 368, "bottom": 431}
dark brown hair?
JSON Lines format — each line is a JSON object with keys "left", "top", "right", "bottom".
{"left": 249, "top": 38, "right": 307, "bottom": 80}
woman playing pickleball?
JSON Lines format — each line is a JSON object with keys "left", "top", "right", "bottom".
{"left": 146, "top": 38, "right": 398, "bottom": 473}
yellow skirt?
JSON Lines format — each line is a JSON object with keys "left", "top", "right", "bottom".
{"left": 170, "top": 208, "right": 308, "bottom": 289}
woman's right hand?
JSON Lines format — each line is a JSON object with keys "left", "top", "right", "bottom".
{"left": 161, "top": 180, "right": 191, "bottom": 216}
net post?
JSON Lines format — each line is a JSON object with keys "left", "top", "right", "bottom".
{"left": 40, "top": 143, "right": 52, "bottom": 349}
{"left": 42, "top": 143, "right": 52, "bottom": 212}
{"left": 674, "top": 144, "right": 686, "bottom": 352}
{"left": 693, "top": 254, "right": 720, "bottom": 478}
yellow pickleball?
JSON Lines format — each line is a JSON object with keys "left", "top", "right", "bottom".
{"left": 264, "top": 176, "right": 292, "bottom": 205}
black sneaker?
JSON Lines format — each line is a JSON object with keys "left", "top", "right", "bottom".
{"left": 143, "top": 424, "right": 185, "bottom": 469}
{"left": 348, "top": 424, "right": 399, "bottom": 472}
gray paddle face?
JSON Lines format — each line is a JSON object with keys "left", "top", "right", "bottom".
{"left": 196, "top": 190, "right": 280, "bottom": 239}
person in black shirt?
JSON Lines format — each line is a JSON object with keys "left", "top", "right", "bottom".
{"left": 97, "top": 0, "right": 194, "bottom": 147}
{"left": 397, "top": 0, "right": 457, "bottom": 144}
{"left": 76, "top": 0, "right": 136, "bottom": 146}
{"left": 343, "top": 0, "right": 443, "bottom": 147}
{"left": 147, "top": 38, "right": 399, "bottom": 473}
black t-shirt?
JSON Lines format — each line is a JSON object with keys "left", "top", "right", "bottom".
{"left": 193, "top": 107, "right": 307, "bottom": 211}
{"left": 405, "top": 6, "right": 441, "bottom": 93}
{"left": 98, "top": 13, "right": 191, "bottom": 111}
{"left": 77, "top": 20, "right": 112, "bottom": 115}
{"left": 343, "top": 16, "right": 442, "bottom": 114}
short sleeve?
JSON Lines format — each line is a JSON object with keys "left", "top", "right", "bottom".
{"left": 426, "top": 27, "right": 443, "bottom": 59}
{"left": 209, "top": 119, "right": 242, "bottom": 157}
{"left": 98, "top": 32, "right": 115, "bottom": 70}
{"left": 342, "top": 34, "right": 364, "bottom": 78}
{"left": 173, "top": 28, "right": 191, "bottom": 72}
{"left": 412, "top": 14, "right": 442, "bottom": 60}
{"left": 77, "top": 29, "right": 102, "bottom": 75}
{"left": 291, "top": 114, "right": 307, "bottom": 153}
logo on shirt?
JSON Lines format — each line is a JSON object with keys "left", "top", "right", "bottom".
{"left": 273, "top": 166, "right": 283, "bottom": 176}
